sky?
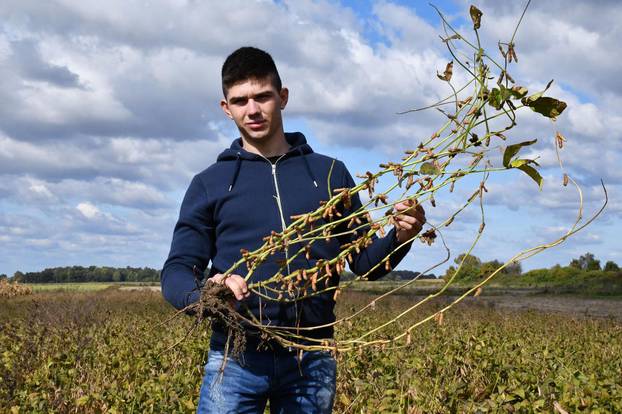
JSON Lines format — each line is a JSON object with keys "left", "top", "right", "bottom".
{"left": 0, "top": 0, "right": 620, "bottom": 277}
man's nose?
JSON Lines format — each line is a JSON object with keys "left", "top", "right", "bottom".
{"left": 247, "top": 99, "right": 260, "bottom": 115}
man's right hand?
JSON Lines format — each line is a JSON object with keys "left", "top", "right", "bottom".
{"left": 209, "top": 273, "right": 250, "bottom": 301}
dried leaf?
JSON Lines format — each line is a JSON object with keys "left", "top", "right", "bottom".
{"left": 441, "top": 34, "right": 461, "bottom": 43}
{"left": 555, "top": 131, "right": 566, "bottom": 149}
{"left": 470, "top": 5, "right": 483, "bottom": 30}
{"left": 553, "top": 401, "right": 569, "bottom": 414}
{"left": 437, "top": 61, "right": 453, "bottom": 82}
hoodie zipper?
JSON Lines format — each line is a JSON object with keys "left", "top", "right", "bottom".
{"left": 258, "top": 154, "right": 291, "bottom": 275}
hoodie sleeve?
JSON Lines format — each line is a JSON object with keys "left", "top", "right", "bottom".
{"left": 161, "top": 175, "right": 215, "bottom": 310}
{"left": 337, "top": 163, "right": 413, "bottom": 281}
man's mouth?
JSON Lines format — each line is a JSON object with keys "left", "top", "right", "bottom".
{"left": 246, "top": 120, "right": 266, "bottom": 130}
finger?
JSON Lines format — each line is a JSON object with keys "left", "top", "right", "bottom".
{"left": 210, "top": 273, "right": 226, "bottom": 284}
{"left": 225, "top": 275, "right": 249, "bottom": 300}
{"left": 394, "top": 217, "right": 413, "bottom": 231}
{"left": 396, "top": 216, "right": 423, "bottom": 232}
{"left": 230, "top": 275, "right": 250, "bottom": 298}
{"left": 224, "top": 279, "right": 245, "bottom": 301}
{"left": 394, "top": 202, "right": 412, "bottom": 213}
{"left": 395, "top": 214, "right": 417, "bottom": 225}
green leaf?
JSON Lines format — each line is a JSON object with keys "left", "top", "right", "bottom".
{"left": 488, "top": 87, "right": 511, "bottom": 110}
{"left": 420, "top": 162, "right": 441, "bottom": 175}
{"left": 509, "top": 158, "right": 539, "bottom": 168}
{"left": 517, "top": 164, "right": 543, "bottom": 189}
{"left": 522, "top": 79, "right": 554, "bottom": 104}
{"left": 488, "top": 86, "right": 527, "bottom": 110}
{"left": 522, "top": 96, "right": 567, "bottom": 119}
{"left": 503, "top": 139, "right": 537, "bottom": 167}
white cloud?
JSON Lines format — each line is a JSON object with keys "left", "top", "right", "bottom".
{"left": 76, "top": 201, "right": 99, "bottom": 219}
{"left": 0, "top": 0, "right": 619, "bottom": 276}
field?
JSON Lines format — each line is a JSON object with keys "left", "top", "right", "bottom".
{"left": 1, "top": 287, "right": 621, "bottom": 413}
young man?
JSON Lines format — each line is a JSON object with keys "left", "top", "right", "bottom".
{"left": 161, "top": 47, "right": 425, "bottom": 413}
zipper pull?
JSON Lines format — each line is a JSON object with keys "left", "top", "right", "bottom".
{"left": 272, "top": 164, "right": 276, "bottom": 175}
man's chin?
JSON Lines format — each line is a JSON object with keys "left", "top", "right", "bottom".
{"left": 243, "top": 129, "right": 270, "bottom": 141}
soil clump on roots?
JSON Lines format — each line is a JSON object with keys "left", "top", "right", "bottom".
{"left": 191, "top": 279, "right": 247, "bottom": 359}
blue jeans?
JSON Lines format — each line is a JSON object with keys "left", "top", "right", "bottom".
{"left": 197, "top": 348, "right": 336, "bottom": 413}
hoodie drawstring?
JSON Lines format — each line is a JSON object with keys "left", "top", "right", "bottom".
{"left": 299, "top": 148, "right": 318, "bottom": 188}
{"left": 228, "top": 152, "right": 242, "bottom": 192}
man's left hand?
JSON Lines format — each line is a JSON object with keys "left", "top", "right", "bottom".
{"left": 393, "top": 199, "right": 426, "bottom": 244}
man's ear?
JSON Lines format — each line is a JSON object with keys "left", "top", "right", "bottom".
{"left": 220, "top": 99, "right": 233, "bottom": 119}
{"left": 279, "top": 87, "right": 289, "bottom": 110}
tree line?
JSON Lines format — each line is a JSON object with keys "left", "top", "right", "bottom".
{"left": 3, "top": 267, "right": 435, "bottom": 284}
{"left": 8, "top": 266, "right": 160, "bottom": 284}
{"left": 2, "top": 252, "right": 617, "bottom": 284}
{"left": 444, "top": 252, "right": 620, "bottom": 281}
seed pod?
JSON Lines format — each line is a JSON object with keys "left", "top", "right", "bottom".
{"left": 563, "top": 173, "right": 569, "bottom": 186}
{"left": 333, "top": 288, "right": 341, "bottom": 301}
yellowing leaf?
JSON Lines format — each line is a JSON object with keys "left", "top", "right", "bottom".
{"left": 502, "top": 140, "right": 537, "bottom": 167}
{"left": 420, "top": 162, "right": 441, "bottom": 175}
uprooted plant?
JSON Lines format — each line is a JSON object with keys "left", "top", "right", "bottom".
{"left": 168, "top": 2, "right": 607, "bottom": 358}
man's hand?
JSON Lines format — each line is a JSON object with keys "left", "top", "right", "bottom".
{"left": 210, "top": 273, "right": 250, "bottom": 301}
{"left": 393, "top": 199, "right": 426, "bottom": 244}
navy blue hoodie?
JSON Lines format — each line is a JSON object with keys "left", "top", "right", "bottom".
{"left": 161, "top": 132, "right": 412, "bottom": 351}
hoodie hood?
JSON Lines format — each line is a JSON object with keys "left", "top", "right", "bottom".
{"left": 218, "top": 131, "right": 318, "bottom": 191}
{"left": 217, "top": 131, "right": 313, "bottom": 162}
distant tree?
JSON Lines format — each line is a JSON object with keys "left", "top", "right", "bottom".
{"left": 444, "top": 254, "right": 482, "bottom": 280}
{"left": 570, "top": 252, "right": 601, "bottom": 271}
{"left": 455, "top": 254, "right": 481, "bottom": 268}
{"left": 504, "top": 261, "right": 522, "bottom": 275}
{"left": 0, "top": 273, "right": 7, "bottom": 280}
{"left": 13, "top": 271, "right": 24, "bottom": 282}
{"left": 604, "top": 261, "right": 620, "bottom": 272}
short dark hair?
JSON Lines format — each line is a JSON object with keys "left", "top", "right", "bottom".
{"left": 221, "top": 47, "right": 282, "bottom": 97}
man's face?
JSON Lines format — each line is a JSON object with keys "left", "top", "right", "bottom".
{"left": 220, "top": 77, "right": 289, "bottom": 144}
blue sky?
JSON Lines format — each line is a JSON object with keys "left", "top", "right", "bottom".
{"left": 0, "top": 0, "right": 620, "bottom": 277}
